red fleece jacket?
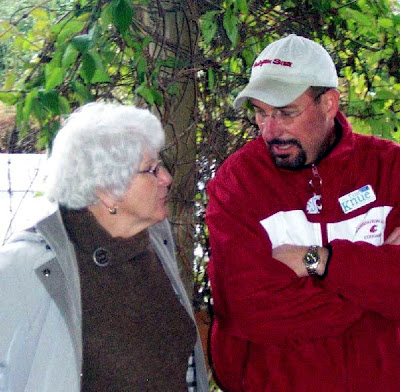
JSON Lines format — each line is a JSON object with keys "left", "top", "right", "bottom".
{"left": 206, "top": 112, "right": 400, "bottom": 391}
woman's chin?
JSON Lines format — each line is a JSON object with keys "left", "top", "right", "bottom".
{"left": 154, "top": 208, "right": 169, "bottom": 224}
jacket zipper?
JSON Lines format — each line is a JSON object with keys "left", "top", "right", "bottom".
{"left": 310, "top": 164, "right": 328, "bottom": 245}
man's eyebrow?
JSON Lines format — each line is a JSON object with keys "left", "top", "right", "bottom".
{"left": 253, "top": 104, "right": 294, "bottom": 110}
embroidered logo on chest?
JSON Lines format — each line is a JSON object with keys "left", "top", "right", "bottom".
{"left": 355, "top": 219, "right": 385, "bottom": 242}
{"left": 306, "top": 194, "right": 322, "bottom": 214}
{"left": 338, "top": 185, "right": 376, "bottom": 214}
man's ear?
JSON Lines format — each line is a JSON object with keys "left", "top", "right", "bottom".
{"left": 323, "top": 88, "right": 340, "bottom": 120}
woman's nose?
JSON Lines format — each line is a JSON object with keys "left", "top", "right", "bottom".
{"left": 158, "top": 166, "right": 172, "bottom": 186}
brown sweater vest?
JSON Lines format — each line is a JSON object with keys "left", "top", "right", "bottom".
{"left": 61, "top": 208, "right": 196, "bottom": 391}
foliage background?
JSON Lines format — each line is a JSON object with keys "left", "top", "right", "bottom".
{"left": 0, "top": 1, "right": 399, "bottom": 385}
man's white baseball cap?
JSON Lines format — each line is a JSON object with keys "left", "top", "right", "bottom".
{"left": 233, "top": 34, "right": 338, "bottom": 109}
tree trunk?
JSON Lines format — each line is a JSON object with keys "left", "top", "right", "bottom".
{"left": 143, "top": 0, "right": 199, "bottom": 295}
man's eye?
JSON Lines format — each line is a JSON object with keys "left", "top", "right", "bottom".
{"left": 280, "top": 110, "right": 296, "bottom": 118}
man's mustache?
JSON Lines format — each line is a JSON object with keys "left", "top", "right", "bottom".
{"left": 268, "top": 138, "right": 302, "bottom": 149}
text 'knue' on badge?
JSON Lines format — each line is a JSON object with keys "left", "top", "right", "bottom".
{"left": 339, "top": 185, "right": 376, "bottom": 214}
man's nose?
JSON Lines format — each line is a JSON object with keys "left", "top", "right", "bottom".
{"left": 259, "top": 116, "right": 284, "bottom": 140}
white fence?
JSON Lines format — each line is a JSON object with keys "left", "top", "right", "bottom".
{"left": 0, "top": 154, "right": 49, "bottom": 245}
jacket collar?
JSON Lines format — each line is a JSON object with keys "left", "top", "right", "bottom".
{"left": 325, "top": 110, "right": 355, "bottom": 161}
{"left": 35, "top": 209, "right": 82, "bottom": 367}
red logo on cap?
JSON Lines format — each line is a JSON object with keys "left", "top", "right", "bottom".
{"left": 253, "top": 58, "right": 292, "bottom": 68}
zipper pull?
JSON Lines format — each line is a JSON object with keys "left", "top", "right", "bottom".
{"left": 306, "top": 164, "right": 322, "bottom": 214}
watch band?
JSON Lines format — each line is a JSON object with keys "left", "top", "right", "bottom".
{"left": 316, "top": 244, "right": 332, "bottom": 280}
{"left": 303, "top": 245, "right": 320, "bottom": 276}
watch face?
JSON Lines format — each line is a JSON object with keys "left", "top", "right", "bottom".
{"left": 304, "top": 253, "right": 318, "bottom": 265}
{"left": 304, "top": 246, "right": 320, "bottom": 275}
{"left": 304, "top": 246, "right": 320, "bottom": 267}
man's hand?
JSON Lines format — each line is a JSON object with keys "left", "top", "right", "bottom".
{"left": 385, "top": 227, "right": 400, "bottom": 245}
{"left": 272, "top": 244, "right": 329, "bottom": 278}
{"left": 273, "top": 227, "right": 400, "bottom": 278}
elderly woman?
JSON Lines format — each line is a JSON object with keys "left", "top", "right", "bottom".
{"left": 0, "top": 102, "right": 208, "bottom": 391}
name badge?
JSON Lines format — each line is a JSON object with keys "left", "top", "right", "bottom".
{"left": 339, "top": 185, "right": 376, "bottom": 214}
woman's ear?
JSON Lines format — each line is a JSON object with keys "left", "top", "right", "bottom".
{"left": 322, "top": 89, "right": 340, "bottom": 120}
{"left": 95, "top": 189, "right": 118, "bottom": 211}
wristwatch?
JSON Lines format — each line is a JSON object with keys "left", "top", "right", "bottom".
{"left": 303, "top": 245, "right": 320, "bottom": 275}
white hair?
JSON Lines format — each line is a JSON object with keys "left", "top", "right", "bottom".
{"left": 46, "top": 102, "right": 165, "bottom": 209}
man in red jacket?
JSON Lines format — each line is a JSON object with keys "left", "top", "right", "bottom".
{"left": 206, "top": 34, "right": 400, "bottom": 391}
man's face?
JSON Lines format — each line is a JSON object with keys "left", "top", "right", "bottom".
{"left": 251, "top": 89, "right": 337, "bottom": 170}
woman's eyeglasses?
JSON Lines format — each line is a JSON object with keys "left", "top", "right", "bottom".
{"left": 137, "top": 162, "right": 162, "bottom": 177}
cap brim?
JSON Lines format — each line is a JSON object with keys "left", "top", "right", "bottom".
{"left": 233, "top": 79, "right": 309, "bottom": 109}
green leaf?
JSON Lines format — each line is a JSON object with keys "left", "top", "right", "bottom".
{"left": 136, "top": 83, "right": 163, "bottom": 105}
{"left": 71, "top": 34, "right": 90, "bottom": 53}
{"left": 371, "top": 100, "right": 385, "bottom": 113}
{"left": 38, "top": 90, "right": 59, "bottom": 116}
{"left": 314, "top": 0, "right": 331, "bottom": 13}
{"left": 167, "top": 82, "right": 179, "bottom": 96}
{"left": 0, "top": 21, "right": 13, "bottom": 41}
{"left": 45, "top": 66, "right": 64, "bottom": 92}
{"left": 23, "top": 89, "right": 39, "bottom": 122}
{"left": 208, "top": 68, "right": 215, "bottom": 90}
{"left": 230, "top": 57, "right": 240, "bottom": 73}
{"left": 141, "top": 36, "right": 152, "bottom": 49}
{"left": 366, "top": 50, "right": 386, "bottom": 66}
{"left": 136, "top": 56, "right": 148, "bottom": 83}
{"left": 58, "top": 95, "right": 71, "bottom": 114}
{"left": 16, "top": 101, "right": 24, "bottom": 130}
{"left": 14, "top": 36, "right": 32, "bottom": 51}
{"left": 375, "top": 89, "right": 398, "bottom": 100}
{"left": 112, "top": 0, "right": 134, "bottom": 34}
{"left": 33, "top": 18, "right": 50, "bottom": 35}
{"left": 234, "top": 0, "right": 249, "bottom": 15}
{"left": 80, "top": 53, "right": 96, "bottom": 82}
{"left": 52, "top": 20, "right": 87, "bottom": 45}
{"left": 200, "top": 11, "right": 219, "bottom": 46}
{"left": 38, "top": 91, "right": 70, "bottom": 117}
{"left": 31, "top": 8, "right": 49, "bottom": 20}
{"left": 150, "top": 86, "right": 163, "bottom": 106}
{"left": 38, "top": 120, "right": 61, "bottom": 150}
{"left": 382, "top": 121, "right": 394, "bottom": 140}
{"left": 0, "top": 92, "right": 19, "bottom": 105}
{"left": 89, "top": 52, "right": 112, "bottom": 83}
{"left": 223, "top": 7, "right": 239, "bottom": 46}
{"left": 62, "top": 44, "right": 79, "bottom": 69}
{"left": 160, "top": 57, "right": 178, "bottom": 68}
{"left": 378, "top": 17, "right": 394, "bottom": 29}
{"left": 282, "top": 0, "right": 296, "bottom": 8}
{"left": 88, "top": 22, "right": 99, "bottom": 42}
{"left": 136, "top": 83, "right": 154, "bottom": 104}
{"left": 242, "top": 47, "right": 256, "bottom": 68}
{"left": 4, "top": 72, "right": 16, "bottom": 90}
{"left": 338, "top": 8, "right": 373, "bottom": 27}
{"left": 343, "top": 66, "right": 353, "bottom": 80}
{"left": 100, "top": 2, "right": 114, "bottom": 26}
{"left": 71, "top": 81, "right": 94, "bottom": 103}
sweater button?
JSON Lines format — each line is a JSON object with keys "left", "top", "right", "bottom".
{"left": 92, "top": 247, "right": 110, "bottom": 267}
{"left": 42, "top": 269, "right": 51, "bottom": 277}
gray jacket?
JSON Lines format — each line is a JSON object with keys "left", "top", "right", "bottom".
{"left": 0, "top": 207, "right": 208, "bottom": 391}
